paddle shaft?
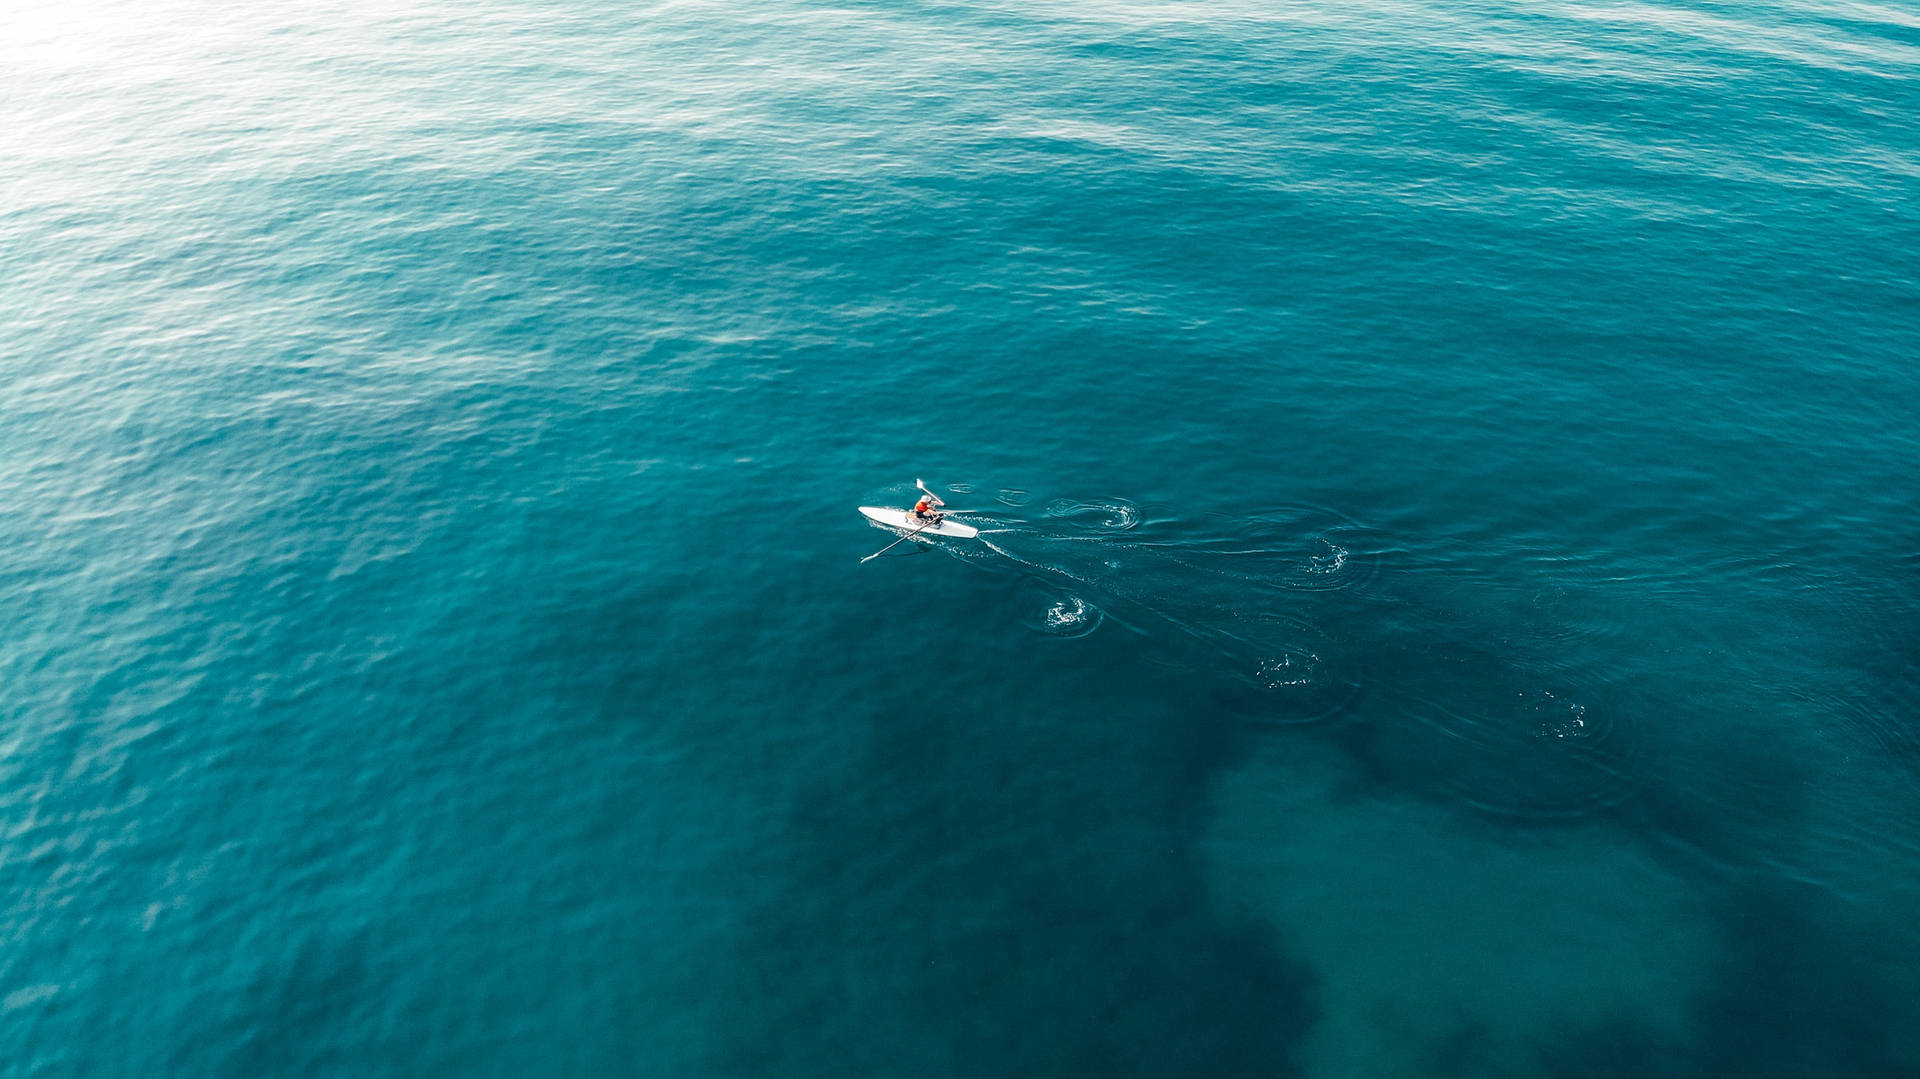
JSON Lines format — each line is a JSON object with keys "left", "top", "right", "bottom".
{"left": 860, "top": 514, "right": 940, "bottom": 563}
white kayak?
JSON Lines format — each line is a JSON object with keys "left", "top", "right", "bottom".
{"left": 858, "top": 506, "right": 979, "bottom": 539}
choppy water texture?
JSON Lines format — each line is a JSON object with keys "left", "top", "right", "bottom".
{"left": 4, "top": 1, "right": 1919, "bottom": 1075}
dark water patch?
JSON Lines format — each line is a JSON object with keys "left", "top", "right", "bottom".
{"left": 1814, "top": 686, "right": 1920, "bottom": 796}
{"left": 1284, "top": 572, "right": 1656, "bottom": 825}
{"left": 1619, "top": 718, "right": 1819, "bottom": 881}
{"left": 1348, "top": 651, "right": 1650, "bottom": 822}
{"left": 1824, "top": 553, "right": 1920, "bottom": 789}
{"left": 713, "top": 633, "right": 1319, "bottom": 1077}
{"left": 1686, "top": 877, "right": 1920, "bottom": 1078}
{"left": 1521, "top": 877, "right": 1920, "bottom": 1079}
{"left": 1517, "top": 1014, "right": 1688, "bottom": 1079}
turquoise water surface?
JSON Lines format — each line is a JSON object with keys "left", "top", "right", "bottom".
{"left": 4, "top": 1, "right": 1919, "bottom": 1075}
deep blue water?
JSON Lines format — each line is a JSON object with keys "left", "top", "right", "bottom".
{"left": 4, "top": 1, "right": 1919, "bottom": 1075}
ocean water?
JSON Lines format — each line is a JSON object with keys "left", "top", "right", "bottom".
{"left": 3, "top": 0, "right": 1918, "bottom": 1075}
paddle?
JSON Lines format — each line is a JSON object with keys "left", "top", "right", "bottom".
{"left": 860, "top": 513, "right": 940, "bottom": 564}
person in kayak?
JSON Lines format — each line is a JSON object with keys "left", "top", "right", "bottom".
{"left": 913, "top": 489, "right": 945, "bottom": 523}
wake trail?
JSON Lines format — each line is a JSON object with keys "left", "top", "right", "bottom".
{"left": 955, "top": 510, "right": 1378, "bottom": 726}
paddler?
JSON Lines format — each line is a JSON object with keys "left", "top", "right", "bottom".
{"left": 912, "top": 488, "right": 945, "bottom": 523}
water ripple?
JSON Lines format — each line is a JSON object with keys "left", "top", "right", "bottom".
{"left": 1215, "top": 613, "right": 1368, "bottom": 728}
{"left": 1156, "top": 504, "right": 1387, "bottom": 593}
{"left": 1044, "top": 497, "right": 1141, "bottom": 532}
{"left": 1377, "top": 670, "right": 1651, "bottom": 821}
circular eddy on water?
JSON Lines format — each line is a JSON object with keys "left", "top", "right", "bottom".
{"left": 1205, "top": 612, "right": 1369, "bottom": 728}
{"left": 1015, "top": 577, "right": 1105, "bottom": 639}
{"left": 1044, "top": 497, "right": 1142, "bottom": 533}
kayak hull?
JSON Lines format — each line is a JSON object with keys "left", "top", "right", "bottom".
{"left": 858, "top": 506, "right": 979, "bottom": 539}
